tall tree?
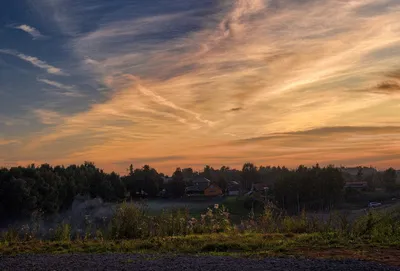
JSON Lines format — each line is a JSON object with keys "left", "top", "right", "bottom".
{"left": 168, "top": 168, "right": 186, "bottom": 198}
{"left": 242, "top": 163, "right": 258, "bottom": 191}
{"left": 383, "top": 168, "right": 397, "bottom": 191}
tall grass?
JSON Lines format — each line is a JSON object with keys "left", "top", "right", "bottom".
{"left": 1, "top": 202, "right": 399, "bottom": 245}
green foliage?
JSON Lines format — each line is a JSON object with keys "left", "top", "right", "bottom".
{"left": 257, "top": 206, "right": 279, "bottom": 233}
{"left": 2, "top": 227, "right": 19, "bottom": 243}
{"left": 109, "top": 202, "right": 231, "bottom": 239}
{"left": 110, "top": 202, "right": 148, "bottom": 239}
{"left": 0, "top": 162, "right": 129, "bottom": 221}
{"left": 195, "top": 204, "right": 232, "bottom": 234}
{"left": 281, "top": 209, "right": 309, "bottom": 233}
{"left": 54, "top": 223, "right": 71, "bottom": 242}
{"left": 1, "top": 201, "right": 399, "bottom": 256}
{"left": 0, "top": 161, "right": 397, "bottom": 232}
{"left": 351, "top": 208, "right": 400, "bottom": 243}
{"left": 274, "top": 164, "right": 345, "bottom": 212}
{"left": 383, "top": 168, "right": 398, "bottom": 191}
{"left": 242, "top": 163, "right": 259, "bottom": 191}
{"left": 167, "top": 168, "right": 186, "bottom": 198}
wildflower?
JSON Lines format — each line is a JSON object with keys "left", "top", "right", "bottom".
{"left": 20, "top": 224, "right": 30, "bottom": 233}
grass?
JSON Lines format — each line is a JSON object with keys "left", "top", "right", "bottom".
{"left": 1, "top": 201, "right": 400, "bottom": 266}
{"left": 1, "top": 233, "right": 400, "bottom": 265}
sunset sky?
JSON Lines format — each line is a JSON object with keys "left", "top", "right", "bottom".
{"left": 1, "top": 0, "right": 400, "bottom": 174}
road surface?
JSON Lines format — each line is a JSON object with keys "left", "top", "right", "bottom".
{"left": 1, "top": 254, "right": 399, "bottom": 271}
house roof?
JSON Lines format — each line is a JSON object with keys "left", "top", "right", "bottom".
{"left": 228, "top": 181, "right": 240, "bottom": 191}
{"left": 205, "top": 183, "right": 222, "bottom": 190}
{"left": 193, "top": 177, "right": 211, "bottom": 183}
{"left": 185, "top": 180, "right": 210, "bottom": 192}
{"left": 344, "top": 181, "right": 367, "bottom": 188}
{"left": 185, "top": 185, "right": 204, "bottom": 192}
{"left": 252, "top": 183, "right": 269, "bottom": 191}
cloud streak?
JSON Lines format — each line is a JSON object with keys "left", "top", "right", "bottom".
{"left": 14, "top": 24, "right": 44, "bottom": 39}
{"left": 33, "top": 109, "right": 63, "bottom": 125}
{"left": 0, "top": 139, "right": 19, "bottom": 146}
{"left": 37, "top": 78, "right": 83, "bottom": 97}
{"left": 0, "top": 49, "right": 67, "bottom": 75}
{"left": 4, "top": 0, "right": 400, "bottom": 173}
{"left": 235, "top": 126, "right": 400, "bottom": 144}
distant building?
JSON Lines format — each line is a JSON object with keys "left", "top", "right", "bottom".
{"left": 244, "top": 183, "right": 269, "bottom": 202}
{"left": 162, "top": 176, "right": 173, "bottom": 184}
{"left": 252, "top": 183, "right": 269, "bottom": 192}
{"left": 185, "top": 177, "right": 211, "bottom": 196}
{"left": 193, "top": 177, "right": 211, "bottom": 188}
{"left": 204, "top": 183, "right": 223, "bottom": 197}
{"left": 340, "top": 167, "right": 379, "bottom": 188}
{"left": 341, "top": 167, "right": 377, "bottom": 177}
{"left": 245, "top": 183, "right": 269, "bottom": 196}
{"left": 227, "top": 181, "right": 241, "bottom": 196}
{"left": 344, "top": 181, "right": 368, "bottom": 190}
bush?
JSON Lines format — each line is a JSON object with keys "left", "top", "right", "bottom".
{"left": 54, "top": 223, "right": 71, "bottom": 242}
{"left": 1, "top": 202, "right": 399, "bottom": 245}
{"left": 110, "top": 202, "right": 147, "bottom": 239}
{"left": 351, "top": 208, "right": 400, "bottom": 243}
{"left": 257, "top": 205, "right": 280, "bottom": 233}
{"left": 282, "top": 210, "right": 308, "bottom": 233}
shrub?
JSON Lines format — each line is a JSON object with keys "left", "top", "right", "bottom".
{"left": 282, "top": 209, "right": 308, "bottom": 233}
{"left": 2, "top": 227, "right": 19, "bottom": 243}
{"left": 54, "top": 223, "right": 71, "bottom": 242}
{"left": 110, "top": 202, "right": 147, "bottom": 239}
{"left": 257, "top": 205, "right": 279, "bottom": 233}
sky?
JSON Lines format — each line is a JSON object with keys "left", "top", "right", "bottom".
{"left": 0, "top": 0, "right": 400, "bottom": 175}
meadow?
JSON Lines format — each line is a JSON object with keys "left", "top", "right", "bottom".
{"left": 1, "top": 199, "right": 400, "bottom": 265}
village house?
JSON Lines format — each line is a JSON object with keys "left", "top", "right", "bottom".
{"left": 344, "top": 181, "right": 368, "bottom": 190}
{"left": 185, "top": 177, "right": 225, "bottom": 197}
{"left": 162, "top": 176, "right": 173, "bottom": 184}
{"left": 204, "top": 183, "right": 223, "bottom": 197}
{"left": 340, "top": 167, "right": 379, "bottom": 189}
{"left": 227, "top": 181, "right": 241, "bottom": 196}
{"left": 245, "top": 183, "right": 269, "bottom": 201}
{"left": 185, "top": 177, "right": 211, "bottom": 196}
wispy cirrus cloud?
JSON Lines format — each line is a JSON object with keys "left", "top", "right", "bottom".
{"left": 0, "top": 49, "right": 67, "bottom": 75}
{"left": 37, "top": 78, "right": 83, "bottom": 97}
{"left": 33, "top": 109, "right": 63, "bottom": 125}
{"left": 6, "top": 0, "right": 400, "bottom": 173}
{"left": 113, "top": 155, "right": 187, "bottom": 166}
{"left": 234, "top": 126, "right": 400, "bottom": 145}
{"left": 13, "top": 24, "right": 44, "bottom": 39}
{"left": 37, "top": 78, "right": 73, "bottom": 90}
{"left": 0, "top": 139, "right": 19, "bottom": 146}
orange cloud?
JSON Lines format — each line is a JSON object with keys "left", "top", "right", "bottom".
{"left": 4, "top": 0, "right": 400, "bottom": 173}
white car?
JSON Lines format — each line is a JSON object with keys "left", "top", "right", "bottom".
{"left": 368, "top": 202, "right": 382, "bottom": 208}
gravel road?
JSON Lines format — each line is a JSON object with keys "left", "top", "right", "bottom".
{"left": 1, "top": 254, "right": 400, "bottom": 271}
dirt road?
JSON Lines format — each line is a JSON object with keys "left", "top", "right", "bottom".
{"left": 1, "top": 254, "right": 399, "bottom": 271}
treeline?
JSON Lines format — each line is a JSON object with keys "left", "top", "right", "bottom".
{"left": 273, "top": 165, "right": 344, "bottom": 211}
{"left": 0, "top": 162, "right": 398, "bottom": 221}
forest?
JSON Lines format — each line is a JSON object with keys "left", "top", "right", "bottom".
{"left": 0, "top": 162, "right": 398, "bottom": 222}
